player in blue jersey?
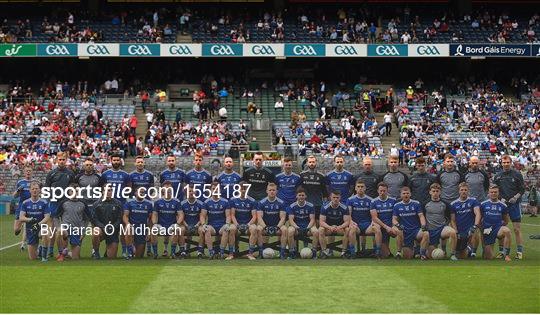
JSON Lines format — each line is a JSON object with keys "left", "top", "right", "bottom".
{"left": 275, "top": 158, "right": 301, "bottom": 207}
{"left": 424, "top": 183, "right": 458, "bottom": 260}
{"left": 150, "top": 181, "right": 181, "bottom": 259}
{"left": 287, "top": 187, "right": 318, "bottom": 259}
{"left": 450, "top": 182, "right": 481, "bottom": 259}
{"left": 123, "top": 188, "right": 153, "bottom": 259}
{"left": 480, "top": 185, "right": 512, "bottom": 262}
{"left": 185, "top": 154, "right": 213, "bottom": 200}
{"left": 370, "top": 182, "right": 399, "bottom": 258}
{"left": 319, "top": 191, "right": 350, "bottom": 258}
{"left": 18, "top": 181, "right": 50, "bottom": 261}
{"left": 326, "top": 156, "right": 354, "bottom": 202}
{"left": 257, "top": 183, "right": 287, "bottom": 258}
{"left": 230, "top": 182, "right": 258, "bottom": 260}
{"left": 178, "top": 185, "right": 206, "bottom": 259}
{"left": 13, "top": 166, "right": 33, "bottom": 250}
{"left": 202, "top": 181, "right": 234, "bottom": 260}
{"left": 129, "top": 156, "right": 155, "bottom": 198}
{"left": 216, "top": 157, "right": 242, "bottom": 199}
{"left": 392, "top": 186, "right": 429, "bottom": 260}
{"left": 347, "top": 180, "right": 382, "bottom": 258}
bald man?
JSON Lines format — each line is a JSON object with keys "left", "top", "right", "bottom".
{"left": 355, "top": 158, "right": 381, "bottom": 199}
{"left": 464, "top": 156, "right": 490, "bottom": 202}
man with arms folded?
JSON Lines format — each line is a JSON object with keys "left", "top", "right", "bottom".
{"left": 319, "top": 191, "right": 350, "bottom": 258}
{"left": 450, "top": 182, "right": 481, "bottom": 259}
{"left": 229, "top": 182, "right": 258, "bottom": 260}
{"left": 410, "top": 157, "right": 435, "bottom": 207}
{"left": 370, "top": 182, "right": 398, "bottom": 258}
{"left": 480, "top": 185, "right": 512, "bottom": 262}
{"left": 216, "top": 156, "right": 242, "bottom": 199}
{"left": 275, "top": 157, "right": 301, "bottom": 207}
{"left": 287, "top": 187, "right": 318, "bottom": 259}
{"left": 326, "top": 155, "right": 355, "bottom": 202}
{"left": 257, "top": 183, "right": 287, "bottom": 259}
{"left": 382, "top": 155, "right": 409, "bottom": 200}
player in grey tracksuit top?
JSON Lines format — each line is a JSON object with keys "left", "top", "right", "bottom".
{"left": 464, "top": 156, "right": 490, "bottom": 202}
{"left": 410, "top": 157, "right": 436, "bottom": 207}
{"left": 382, "top": 156, "right": 409, "bottom": 200}
{"left": 436, "top": 155, "right": 464, "bottom": 205}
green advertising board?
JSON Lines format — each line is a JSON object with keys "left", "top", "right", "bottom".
{"left": 0, "top": 44, "right": 37, "bottom": 57}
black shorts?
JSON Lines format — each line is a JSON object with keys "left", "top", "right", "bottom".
{"left": 456, "top": 235, "right": 469, "bottom": 252}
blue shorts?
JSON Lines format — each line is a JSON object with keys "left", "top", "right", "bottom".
{"left": 482, "top": 224, "right": 502, "bottom": 246}
{"left": 429, "top": 226, "right": 445, "bottom": 246}
{"left": 403, "top": 228, "right": 421, "bottom": 248}
{"left": 26, "top": 227, "right": 41, "bottom": 245}
{"left": 133, "top": 224, "right": 148, "bottom": 245}
{"left": 356, "top": 222, "right": 372, "bottom": 235}
{"left": 48, "top": 201, "right": 60, "bottom": 218}
{"left": 507, "top": 203, "right": 521, "bottom": 222}
{"left": 68, "top": 234, "right": 82, "bottom": 247}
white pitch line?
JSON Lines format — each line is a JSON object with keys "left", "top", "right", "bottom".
{"left": 0, "top": 242, "right": 22, "bottom": 251}
{"left": 522, "top": 223, "right": 540, "bottom": 227}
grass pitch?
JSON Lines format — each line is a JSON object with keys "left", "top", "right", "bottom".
{"left": 1, "top": 215, "right": 539, "bottom": 313}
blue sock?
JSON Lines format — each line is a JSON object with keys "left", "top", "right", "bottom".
{"left": 209, "top": 249, "right": 215, "bottom": 256}
{"left": 249, "top": 245, "right": 255, "bottom": 254}
{"left": 279, "top": 247, "right": 285, "bottom": 257}
{"left": 197, "top": 245, "right": 203, "bottom": 253}
{"left": 504, "top": 247, "right": 510, "bottom": 256}
{"left": 374, "top": 245, "right": 381, "bottom": 256}
{"left": 219, "top": 247, "right": 225, "bottom": 256}
{"left": 420, "top": 248, "right": 426, "bottom": 257}
{"left": 228, "top": 245, "right": 235, "bottom": 254}
{"left": 38, "top": 245, "right": 43, "bottom": 258}
{"left": 348, "top": 245, "right": 356, "bottom": 255}
{"left": 152, "top": 244, "right": 158, "bottom": 256}
{"left": 259, "top": 246, "right": 264, "bottom": 257}
{"left": 517, "top": 245, "right": 523, "bottom": 253}
{"left": 290, "top": 248, "right": 296, "bottom": 257}
{"left": 42, "top": 247, "right": 48, "bottom": 259}
{"left": 146, "top": 242, "right": 151, "bottom": 252}
{"left": 58, "top": 247, "right": 64, "bottom": 255}
{"left": 127, "top": 245, "right": 134, "bottom": 256}
{"left": 122, "top": 245, "right": 127, "bottom": 254}
{"left": 48, "top": 246, "right": 54, "bottom": 255}
{"left": 171, "top": 245, "right": 177, "bottom": 256}
{"left": 499, "top": 245, "right": 504, "bottom": 253}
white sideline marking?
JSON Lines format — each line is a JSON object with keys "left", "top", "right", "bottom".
{"left": 522, "top": 223, "right": 540, "bottom": 227}
{"left": 0, "top": 242, "right": 22, "bottom": 251}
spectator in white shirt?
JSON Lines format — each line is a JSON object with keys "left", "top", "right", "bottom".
{"left": 275, "top": 99, "right": 284, "bottom": 111}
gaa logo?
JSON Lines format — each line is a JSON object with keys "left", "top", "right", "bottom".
{"left": 86, "top": 45, "right": 110, "bottom": 55}
{"left": 375, "top": 45, "right": 400, "bottom": 56}
{"left": 416, "top": 45, "right": 440, "bottom": 55}
{"left": 210, "top": 45, "right": 235, "bottom": 55}
{"left": 127, "top": 45, "right": 153, "bottom": 55}
{"left": 251, "top": 45, "right": 275, "bottom": 55}
{"left": 334, "top": 45, "right": 358, "bottom": 55}
{"left": 168, "top": 45, "right": 192, "bottom": 55}
{"left": 293, "top": 45, "right": 317, "bottom": 55}
{"left": 45, "top": 45, "right": 71, "bottom": 55}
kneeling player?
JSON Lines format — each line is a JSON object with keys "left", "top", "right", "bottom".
{"left": 178, "top": 185, "right": 205, "bottom": 258}
{"left": 18, "top": 181, "right": 50, "bottom": 261}
{"left": 370, "top": 182, "right": 398, "bottom": 258}
{"left": 347, "top": 180, "right": 382, "bottom": 258}
{"left": 150, "top": 182, "right": 182, "bottom": 259}
{"left": 229, "top": 182, "right": 258, "bottom": 260}
{"left": 392, "top": 187, "right": 429, "bottom": 260}
{"left": 257, "top": 183, "right": 287, "bottom": 259}
{"left": 450, "top": 182, "right": 481, "bottom": 259}
{"left": 91, "top": 187, "right": 124, "bottom": 259}
{"left": 424, "top": 183, "right": 458, "bottom": 260}
{"left": 202, "top": 181, "right": 235, "bottom": 260}
{"left": 319, "top": 191, "right": 350, "bottom": 258}
{"left": 480, "top": 185, "right": 512, "bottom": 262}
{"left": 287, "top": 188, "right": 318, "bottom": 259}
{"left": 123, "top": 188, "right": 153, "bottom": 259}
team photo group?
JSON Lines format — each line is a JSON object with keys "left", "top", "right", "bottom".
{"left": 14, "top": 149, "right": 527, "bottom": 262}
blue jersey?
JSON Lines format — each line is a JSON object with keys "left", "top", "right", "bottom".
{"left": 230, "top": 196, "right": 257, "bottom": 225}
{"left": 16, "top": 179, "right": 31, "bottom": 203}
{"left": 320, "top": 202, "right": 348, "bottom": 226}
{"left": 450, "top": 197, "right": 480, "bottom": 234}
{"left": 185, "top": 169, "right": 213, "bottom": 200}
{"left": 160, "top": 168, "right": 186, "bottom": 200}
{"left": 19, "top": 198, "right": 49, "bottom": 221}
{"left": 371, "top": 197, "right": 397, "bottom": 226}
{"left": 216, "top": 171, "right": 242, "bottom": 199}
{"left": 100, "top": 169, "right": 131, "bottom": 202}
{"left": 129, "top": 170, "right": 154, "bottom": 197}
{"left": 153, "top": 198, "right": 180, "bottom": 227}
{"left": 326, "top": 170, "right": 354, "bottom": 201}
{"left": 258, "top": 197, "right": 285, "bottom": 227}
{"left": 180, "top": 199, "right": 204, "bottom": 226}
{"left": 393, "top": 200, "right": 423, "bottom": 230}
{"left": 204, "top": 198, "right": 229, "bottom": 228}
{"left": 124, "top": 199, "right": 153, "bottom": 225}
{"left": 347, "top": 195, "right": 373, "bottom": 225}
{"left": 287, "top": 201, "right": 314, "bottom": 229}
{"left": 275, "top": 172, "right": 302, "bottom": 206}
{"left": 480, "top": 200, "right": 507, "bottom": 228}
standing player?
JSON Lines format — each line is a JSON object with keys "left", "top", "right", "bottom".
{"left": 257, "top": 183, "right": 288, "bottom": 259}
{"left": 464, "top": 156, "right": 490, "bottom": 202}
{"left": 202, "top": 181, "right": 234, "bottom": 259}
{"left": 56, "top": 183, "right": 92, "bottom": 261}
{"left": 450, "top": 182, "right": 481, "bottom": 259}
{"left": 242, "top": 152, "right": 276, "bottom": 201}
{"left": 129, "top": 156, "right": 155, "bottom": 198}
{"left": 319, "top": 191, "right": 350, "bottom": 258}
{"left": 150, "top": 181, "right": 181, "bottom": 259}
{"left": 287, "top": 187, "right": 318, "bottom": 259}
{"left": 382, "top": 155, "right": 409, "bottom": 200}
{"left": 75, "top": 158, "right": 101, "bottom": 219}
{"left": 355, "top": 157, "right": 381, "bottom": 198}
{"left": 392, "top": 187, "right": 429, "bottom": 260}
{"left": 45, "top": 152, "right": 76, "bottom": 259}
{"left": 185, "top": 154, "right": 213, "bottom": 200}
{"left": 275, "top": 158, "right": 301, "bottom": 207}
{"left": 91, "top": 186, "right": 123, "bottom": 259}
{"left": 326, "top": 155, "right": 355, "bottom": 202}
{"left": 347, "top": 180, "right": 382, "bottom": 258}
{"left": 300, "top": 155, "right": 328, "bottom": 217}
{"left": 178, "top": 185, "right": 205, "bottom": 258}
{"left": 424, "top": 183, "right": 458, "bottom": 260}
{"left": 216, "top": 156, "right": 242, "bottom": 199}
{"left": 493, "top": 155, "right": 525, "bottom": 259}
{"left": 229, "top": 182, "right": 258, "bottom": 260}
{"left": 410, "top": 157, "right": 436, "bottom": 207}
{"left": 370, "top": 182, "right": 398, "bottom": 258}
{"left": 123, "top": 188, "right": 153, "bottom": 259}
{"left": 13, "top": 166, "right": 33, "bottom": 250}
{"left": 480, "top": 185, "right": 512, "bottom": 261}
{"left": 18, "top": 181, "right": 50, "bottom": 261}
